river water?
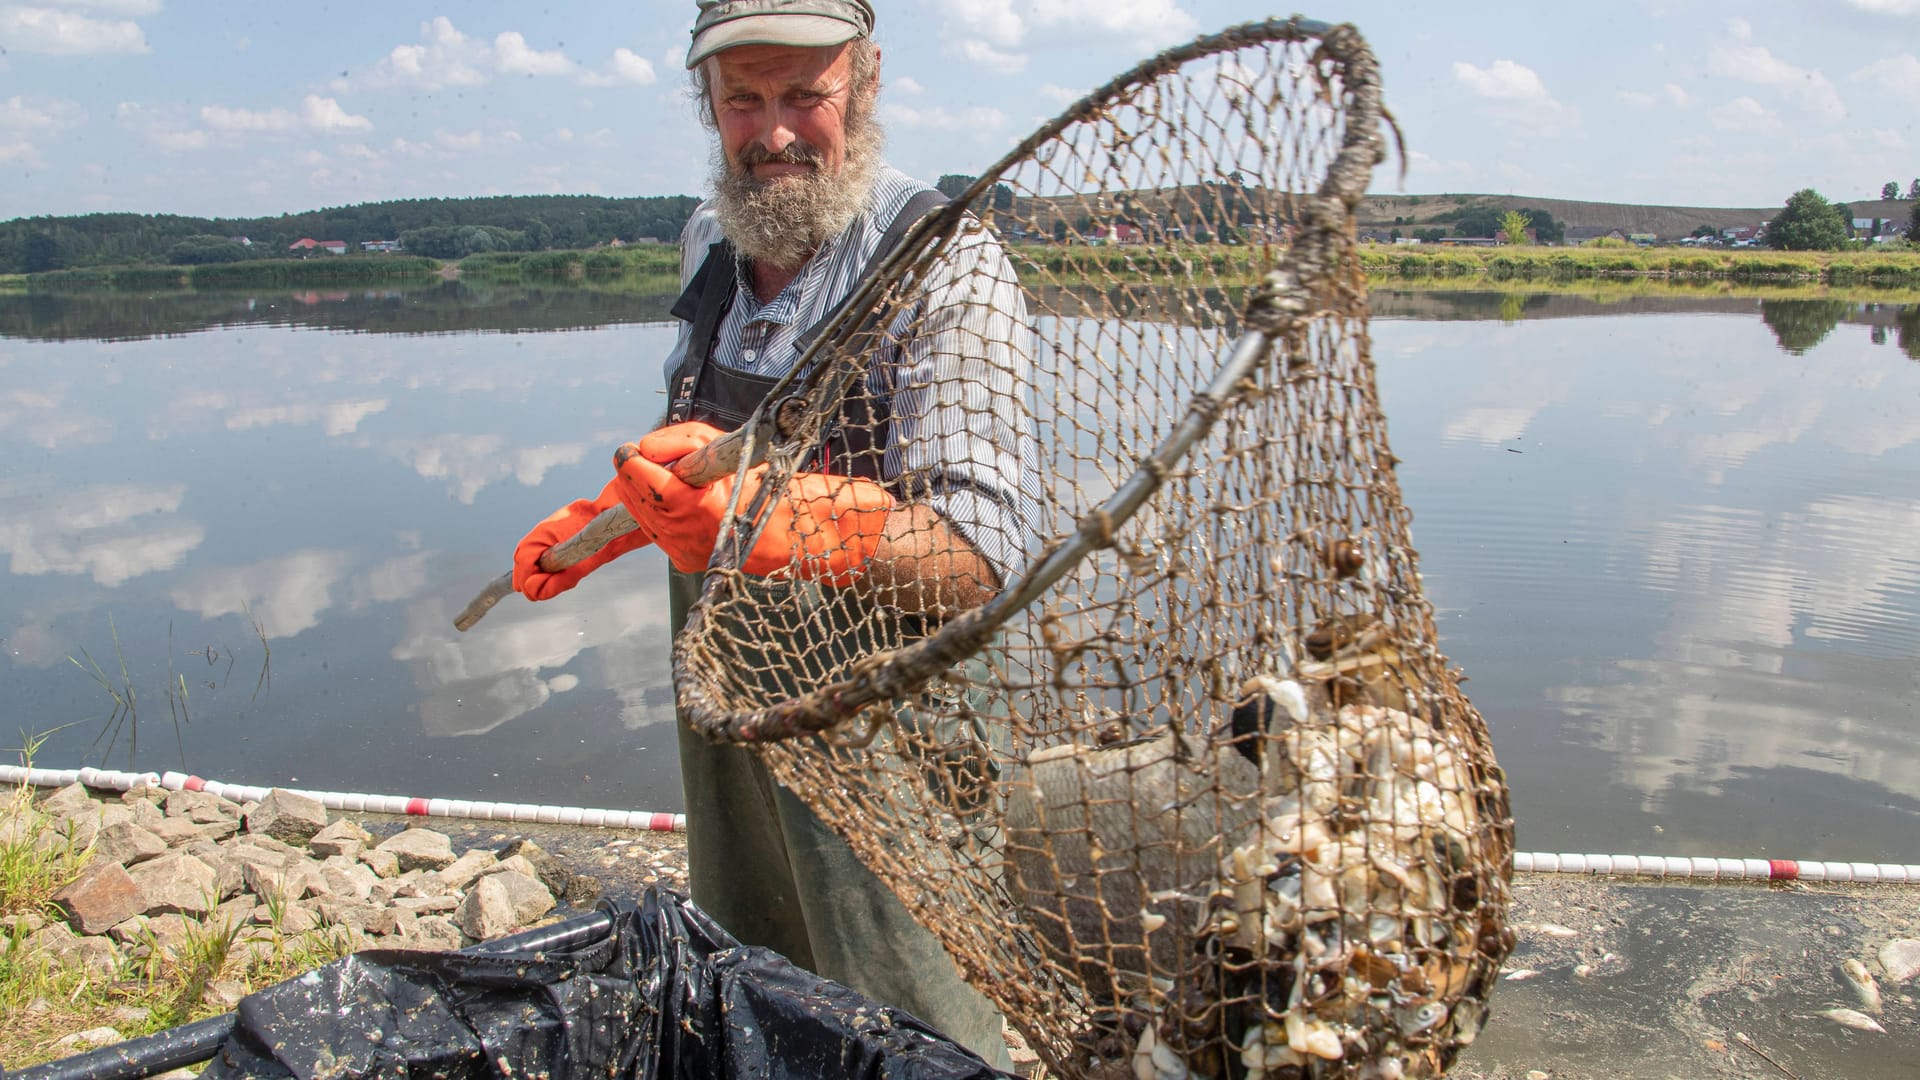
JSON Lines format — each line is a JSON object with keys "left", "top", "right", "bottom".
{"left": 3, "top": 285, "right": 1918, "bottom": 868}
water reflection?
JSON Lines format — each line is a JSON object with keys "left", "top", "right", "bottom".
{"left": 2, "top": 286, "right": 1918, "bottom": 855}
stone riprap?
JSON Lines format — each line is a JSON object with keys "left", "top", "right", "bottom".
{"left": 8, "top": 781, "right": 611, "bottom": 1008}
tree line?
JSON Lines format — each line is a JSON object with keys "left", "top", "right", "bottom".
{"left": 0, "top": 194, "right": 702, "bottom": 274}
{"left": 1878, "top": 180, "right": 1920, "bottom": 201}
{"left": 1769, "top": 188, "right": 1920, "bottom": 251}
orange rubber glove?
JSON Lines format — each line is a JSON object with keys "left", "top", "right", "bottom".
{"left": 512, "top": 477, "right": 654, "bottom": 601}
{"left": 611, "top": 421, "right": 896, "bottom": 586}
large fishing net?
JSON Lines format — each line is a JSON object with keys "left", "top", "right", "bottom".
{"left": 672, "top": 19, "right": 1515, "bottom": 1079}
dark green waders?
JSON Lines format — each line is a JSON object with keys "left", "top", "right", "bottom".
{"left": 668, "top": 568, "right": 1016, "bottom": 1072}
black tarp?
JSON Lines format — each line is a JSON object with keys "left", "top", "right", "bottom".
{"left": 196, "top": 887, "right": 1011, "bottom": 1080}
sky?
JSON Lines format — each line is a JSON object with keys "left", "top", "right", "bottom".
{"left": 1, "top": 0, "right": 1918, "bottom": 221}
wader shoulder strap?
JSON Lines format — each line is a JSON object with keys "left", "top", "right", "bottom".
{"left": 666, "top": 189, "right": 950, "bottom": 423}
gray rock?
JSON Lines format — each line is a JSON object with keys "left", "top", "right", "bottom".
{"left": 394, "top": 871, "right": 450, "bottom": 900}
{"left": 233, "top": 832, "right": 303, "bottom": 859}
{"left": 54, "top": 862, "right": 144, "bottom": 934}
{"left": 25, "top": 921, "right": 120, "bottom": 981}
{"left": 126, "top": 798, "right": 167, "bottom": 831}
{"left": 125, "top": 914, "right": 193, "bottom": 962}
{"left": 164, "top": 788, "right": 238, "bottom": 824}
{"left": 392, "top": 895, "right": 461, "bottom": 916}
{"left": 242, "top": 858, "right": 324, "bottom": 908}
{"left": 150, "top": 817, "right": 236, "bottom": 847}
{"left": 435, "top": 849, "right": 498, "bottom": 891}
{"left": 203, "top": 979, "right": 248, "bottom": 1010}
{"left": 94, "top": 821, "right": 168, "bottom": 867}
{"left": 397, "top": 914, "right": 465, "bottom": 951}
{"left": 2, "top": 911, "right": 47, "bottom": 935}
{"left": 1881, "top": 939, "right": 1920, "bottom": 983}
{"left": 320, "top": 858, "right": 378, "bottom": 903}
{"left": 184, "top": 843, "right": 246, "bottom": 901}
{"left": 128, "top": 852, "right": 218, "bottom": 917}
{"left": 376, "top": 828, "right": 456, "bottom": 872}
{"left": 454, "top": 875, "right": 520, "bottom": 941}
{"left": 308, "top": 819, "right": 372, "bottom": 859}
{"left": 246, "top": 789, "right": 329, "bottom": 844}
{"left": 497, "top": 838, "right": 572, "bottom": 897}
{"left": 455, "top": 870, "right": 554, "bottom": 940}
{"left": 120, "top": 783, "right": 164, "bottom": 805}
{"left": 359, "top": 847, "right": 401, "bottom": 879}
{"left": 50, "top": 1027, "right": 123, "bottom": 1056}
{"left": 39, "top": 782, "right": 98, "bottom": 820}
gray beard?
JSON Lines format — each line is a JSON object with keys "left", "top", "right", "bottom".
{"left": 711, "top": 115, "right": 884, "bottom": 271}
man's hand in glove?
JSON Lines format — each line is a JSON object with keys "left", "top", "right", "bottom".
{"left": 512, "top": 478, "right": 655, "bottom": 601}
{"left": 611, "top": 421, "right": 895, "bottom": 587}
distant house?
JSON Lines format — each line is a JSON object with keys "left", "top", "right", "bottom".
{"left": 229, "top": 236, "right": 253, "bottom": 247}
{"left": 319, "top": 240, "right": 348, "bottom": 255}
{"left": 361, "top": 239, "right": 402, "bottom": 253}
{"left": 1722, "top": 226, "right": 1763, "bottom": 243}
{"left": 1627, "top": 232, "right": 1657, "bottom": 246}
{"left": 1433, "top": 235, "right": 1499, "bottom": 247}
{"left": 1092, "top": 223, "right": 1146, "bottom": 245}
{"left": 288, "top": 237, "right": 320, "bottom": 252}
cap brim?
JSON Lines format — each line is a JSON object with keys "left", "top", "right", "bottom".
{"left": 686, "top": 14, "right": 862, "bottom": 69}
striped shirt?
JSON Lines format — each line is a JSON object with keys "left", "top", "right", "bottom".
{"left": 663, "top": 165, "right": 1042, "bottom": 585}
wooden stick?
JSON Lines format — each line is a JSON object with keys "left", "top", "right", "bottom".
{"left": 451, "top": 426, "right": 749, "bottom": 632}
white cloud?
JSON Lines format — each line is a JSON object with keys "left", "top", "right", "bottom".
{"left": 579, "top": 46, "right": 656, "bottom": 86}
{"left": 301, "top": 95, "right": 372, "bottom": 134}
{"left": 1708, "top": 32, "right": 1846, "bottom": 120}
{"left": 1844, "top": 0, "right": 1920, "bottom": 12}
{"left": 1852, "top": 54, "right": 1920, "bottom": 106}
{"left": 1617, "top": 89, "right": 1657, "bottom": 108}
{"left": 0, "top": 482, "right": 202, "bottom": 587}
{"left": 0, "top": 140, "right": 42, "bottom": 165}
{"left": 339, "top": 17, "right": 585, "bottom": 92}
{"left": 117, "top": 100, "right": 208, "bottom": 151}
{"left": 1664, "top": 82, "right": 1692, "bottom": 107}
{"left": 0, "top": 3, "right": 149, "bottom": 55}
{"left": 201, "top": 104, "right": 297, "bottom": 133}
{"left": 935, "top": 0, "right": 1194, "bottom": 70}
{"left": 881, "top": 102, "right": 1009, "bottom": 133}
{"left": 1618, "top": 82, "right": 1694, "bottom": 109}
{"left": 949, "top": 0, "right": 1023, "bottom": 47}
{"left": 494, "top": 30, "right": 573, "bottom": 76}
{"left": 950, "top": 39, "right": 1026, "bottom": 74}
{"left": 891, "top": 75, "right": 925, "bottom": 96}
{"left": 0, "top": 95, "right": 86, "bottom": 132}
{"left": 1038, "top": 83, "right": 1084, "bottom": 106}
{"left": 1453, "top": 59, "right": 1549, "bottom": 101}
{"left": 1452, "top": 60, "right": 1577, "bottom": 135}
{"left": 45, "top": 0, "right": 161, "bottom": 13}
{"left": 1708, "top": 95, "right": 1783, "bottom": 133}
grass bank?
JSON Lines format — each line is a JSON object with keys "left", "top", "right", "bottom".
{"left": 1359, "top": 245, "right": 1920, "bottom": 288}
{"left": 25, "top": 256, "right": 442, "bottom": 292}
{"left": 0, "top": 742, "right": 354, "bottom": 1069}
{"left": 459, "top": 245, "right": 680, "bottom": 287}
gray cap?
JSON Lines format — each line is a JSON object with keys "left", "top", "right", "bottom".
{"left": 686, "top": 0, "right": 876, "bottom": 69}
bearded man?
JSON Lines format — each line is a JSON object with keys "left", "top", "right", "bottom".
{"left": 509, "top": 0, "right": 1035, "bottom": 1068}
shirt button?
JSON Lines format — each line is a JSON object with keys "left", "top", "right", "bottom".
{"left": 742, "top": 348, "right": 757, "bottom": 363}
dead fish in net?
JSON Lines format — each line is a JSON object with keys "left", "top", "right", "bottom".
{"left": 1011, "top": 630, "right": 1504, "bottom": 1079}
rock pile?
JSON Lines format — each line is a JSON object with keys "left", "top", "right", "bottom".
{"left": 2, "top": 781, "right": 605, "bottom": 985}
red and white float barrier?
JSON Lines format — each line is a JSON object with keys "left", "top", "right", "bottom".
{"left": 0, "top": 765, "right": 685, "bottom": 832}
{"left": 1513, "top": 851, "right": 1920, "bottom": 883}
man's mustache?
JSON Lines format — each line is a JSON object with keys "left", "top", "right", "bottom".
{"left": 735, "top": 142, "right": 825, "bottom": 174}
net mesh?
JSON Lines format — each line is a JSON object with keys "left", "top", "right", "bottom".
{"left": 673, "top": 19, "right": 1514, "bottom": 1079}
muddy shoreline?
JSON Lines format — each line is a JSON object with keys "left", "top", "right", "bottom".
{"left": 377, "top": 815, "right": 1920, "bottom": 1079}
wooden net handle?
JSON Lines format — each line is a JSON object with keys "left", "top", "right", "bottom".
{"left": 451, "top": 428, "right": 746, "bottom": 632}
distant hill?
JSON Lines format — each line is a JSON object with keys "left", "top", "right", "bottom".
{"left": 1359, "top": 193, "right": 1914, "bottom": 240}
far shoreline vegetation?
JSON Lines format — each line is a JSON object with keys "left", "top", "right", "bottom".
{"left": 3, "top": 181, "right": 1916, "bottom": 296}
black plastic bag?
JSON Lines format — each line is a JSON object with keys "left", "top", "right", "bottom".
{"left": 202, "top": 887, "right": 1011, "bottom": 1080}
